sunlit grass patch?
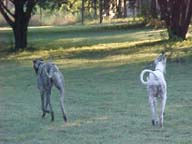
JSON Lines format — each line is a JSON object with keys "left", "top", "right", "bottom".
{"left": 58, "top": 116, "right": 109, "bottom": 128}
{"left": 1, "top": 27, "right": 167, "bottom": 64}
{"left": 3, "top": 39, "right": 162, "bottom": 69}
{"left": 1, "top": 25, "right": 192, "bottom": 67}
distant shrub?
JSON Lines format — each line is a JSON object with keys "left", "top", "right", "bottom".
{"left": 52, "top": 14, "right": 77, "bottom": 25}
{"left": 146, "top": 19, "right": 166, "bottom": 29}
{"left": 29, "top": 15, "right": 42, "bottom": 26}
{"left": 29, "top": 13, "right": 77, "bottom": 26}
{"left": 0, "top": 15, "right": 8, "bottom": 26}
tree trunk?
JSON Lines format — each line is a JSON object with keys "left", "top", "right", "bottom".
{"left": 93, "top": 0, "right": 97, "bottom": 19}
{"left": 123, "top": 0, "right": 127, "bottom": 17}
{"left": 141, "top": 0, "right": 150, "bottom": 22}
{"left": 167, "top": 25, "right": 187, "bottom": 40}
{"left": 81, "top": 0, "right": 84, "bottom": 24}
{"left": 13, "top": 2, "right": 28, "bottom": 50}
{"left": 13, "top": 25, "right": 27, "bottom": 51}
{"left": 99, "top": 0, "right": 103, "bottom": 23}
{"left": 117, "top": 0, "right": 123, "bottom": 18}
{"left": 151, "top": 0, "right": 157, "bottom": 18}
{"left": 40, "top": 7, "right": 42, "bottom": 25}
{"left": 104, "top": 0, "right": 110, "bottom": 16}
{"left": 158, "top": 0, "right": 192, "bottom": 40}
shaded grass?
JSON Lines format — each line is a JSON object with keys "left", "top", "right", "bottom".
{"left": 0, "top": 24, "right": 192, "bottom": 144}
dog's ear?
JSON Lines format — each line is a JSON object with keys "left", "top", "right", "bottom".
{"left": 38, "top": 58, "right": 44, "bottom": 61}
{"left": 33, "top": 58, "right": 43, "bottom": 74}
{"left": 161, "top": 51, "right": 165, "bottom": 55}
{"left": 33, "top": 59, "right": 36, "bottom": 64}
{"left": 33, "top": 58, "right": 43, "bottom": 64}
{"left": 161, "top": 51, "right": 167, "bottom": 58}
{"left": 160, "top": 51, "right": 167, "bottom": 60}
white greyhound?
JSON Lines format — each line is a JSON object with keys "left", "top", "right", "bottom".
{"left": 140, "top": 53, "right": 167, "bottom": 128}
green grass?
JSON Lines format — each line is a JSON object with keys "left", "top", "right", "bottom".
{"left": 0, "top": 24, "right": 192, "bottom": 144}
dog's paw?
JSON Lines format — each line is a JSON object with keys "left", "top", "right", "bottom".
{"left": 51, "top": 112, "right": 54, "bottom": 122}
{"left": 63, "top": 115, "right": 67, "bottom": 122}
{"left": 160, "top": 122, "right": 163, "bottom": 128}
{"left": 152, "top": 120, "right": 155, "bottom": 126}
{"left": 152, "top": 120, "right": 158, "bottom": 126}
{"left": 42, "top": 113, "right": 46, "bottom": 118}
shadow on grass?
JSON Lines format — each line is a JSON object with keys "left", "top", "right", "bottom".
{"left": 28, "top": 23, "right": 146, "bottom": 36}
{"left": 63, "top": 40, "right": 169, "bottom": 60}
{"left": 2, "top": 39, "right": 192, "bottom": 62}
{"left": 28, "top": 28, "right": 155, "bottom": 51}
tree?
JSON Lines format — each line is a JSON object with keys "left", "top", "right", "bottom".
{"left": 99, "top": 0, "right": 103, "bottom": 23}
{"left": 0, "top": 0, "right": 38, "bottom": 50}
{"left": 151, "top": 0, "right": 157, "bottom": 18}
{"left": 158, "top": 0, "right": 192, "bottom": 40}
{"left": 104, "top": 0, "right": 110, "bottom": 16}
{"left": 81, "top": 0, "right": 84, "bottom": 24}
{"left": 140, "top": 0, "right": 150, "bottom": 22}
{"left": 117, "top": 0, "right": 123, "bottom": 18}
{"left": 123, "top": 0, "right": 127, "bottom": 17}
{"left": 93, "top": 0, "right": 97, "bottom": 19}
{"left": 129, "top": 0, "right": 136, "bottom": 20}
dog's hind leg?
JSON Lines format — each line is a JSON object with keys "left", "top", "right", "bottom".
{"left": 153, "top": 97, "right": 158, "bottom": 125}
{"left": 45, "top": 89, "right": 54, "bottom": 121}
{"left": 45, "top": 90, "right": 51, "bottom": 114}
{"left": 53, "top": 75, "right": 67, "bottom": 122}
{"left": 160, "top": 93, "right": 167, "bottom": 128}
{"left": 149, "top": 95, "right": 157, "bottom": 126}
{"left": 59, "top": 88, "right": 67, "bottom": 122}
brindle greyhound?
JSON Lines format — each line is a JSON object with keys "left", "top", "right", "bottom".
{"left": 140, "top": 53, "right": 167, "bottom": 128}
{"left": 33, "top": 59, "right": 67, "bottom": 122}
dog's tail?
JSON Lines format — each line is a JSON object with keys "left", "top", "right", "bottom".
{"left": 140, "top": 69, "right": 157, "bottom": 85}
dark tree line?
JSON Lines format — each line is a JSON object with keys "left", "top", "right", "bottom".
{"left": 80, "top": 0, "right": 192, "bottom": 39}
{"left": 0, "top": 0, "right": 192, "bottom": 50}
{"left": 0, "top": 0, "right": 138, "bottom": 50}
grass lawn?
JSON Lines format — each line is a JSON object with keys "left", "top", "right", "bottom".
{"left": 0, "top": 24, "right": 192, "bottom": 144}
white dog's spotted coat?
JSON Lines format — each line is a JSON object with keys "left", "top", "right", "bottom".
{"left": 140, "top": 53, "right": 167, "bottom": 128}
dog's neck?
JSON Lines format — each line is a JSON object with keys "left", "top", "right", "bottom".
{"left": 155, "top": 62, "right": 165, "bottom": 73}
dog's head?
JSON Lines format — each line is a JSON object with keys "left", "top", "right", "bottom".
{"left": 33, "top": 58, "right": 44, "bottom": 74}
{"left": 153, "top": 52, "right": 167, "bottom": 73}
{"left": 154, "top": 52, "right": 167, "bottom": 66}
